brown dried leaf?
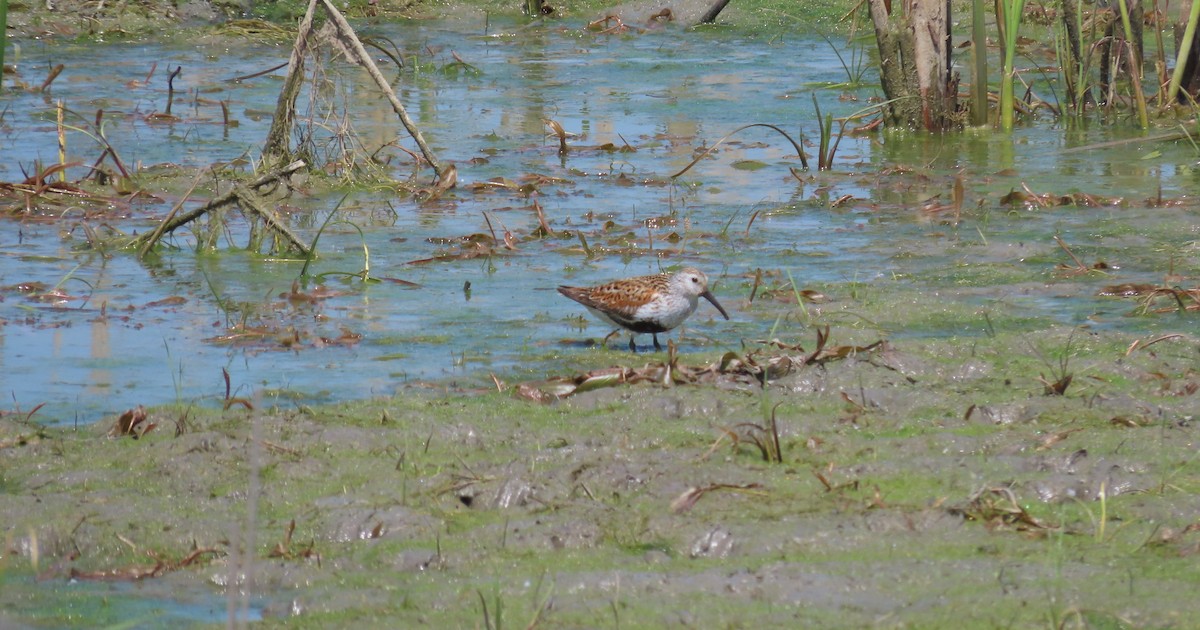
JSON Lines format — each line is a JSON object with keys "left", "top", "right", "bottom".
{"left": 3, "top": 281, "right": 49, "bottom": 294}
{"left": 1035, "top": 428, "right": 1084, "bottom": 450}
{"left": 950, "top": 486, "right": 1053, "bottom": 531}
{"left": 434, "top": 163, "right": 458, "bottom": 192}
{"left": 1099, "top": 283, "right": 1158, "bottom": 297}
{"left": 223, "top": 398, "right": 254, "bottom": 410}
{"left": 545, "top": 119, "right": 569, "bottom": 153}
{"left": 670, "top": 483, "right": 765, "bottom": 514}
{"left": 406, "top": 243, "right": 494, "bottom": 265}
{"left": 514, "top": 383, "right": 555, "bottom": 403}
{"left": 467, "top": 177, "right": 520, "bottom": 193}
{"left": 531, "top": 198, "right": 554, "bottom": 237}
{"left": 108, "top": 405, "right": 148, "bottom": 438}
{"left": 145, "top": 112, "right": 182, "bottom": 123}
{"left": 1110, "top": 416, "right": 1148, "bottom": 428}
{"left": 70, "top": 547, "right": 221, "bottom": 581}
{"left": 1039, "top": 373, "right": 1073, "bottom": 396}
{"left": 572, "top": 368, "right": 630, "bottom": 393}
{"left": 377, "top": 277, "right": 423, "bottom": 288}
{"left": 670, "top": 486, "right": 707, "bottom": 513}
{"left": 144, "top": 296, "right": 187, "bottom": 308}
{"left": 812, "top": 470, "right": 833, "bottom": 492}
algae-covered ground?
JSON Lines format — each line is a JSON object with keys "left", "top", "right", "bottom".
{"left": 3, "top": 316, "right": 1200, "bottom": 627}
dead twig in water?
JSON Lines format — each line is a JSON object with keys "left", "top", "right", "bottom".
{"left": 1054, "top": 234, "right": 1102, "bottom": 276}
{"left": 232, "top": 183, "right": 313, "bottom": 255}
{"left": 263, "top": 0, "right": 441, "bottom": 175}
{"left": 136, "top": 168, "right": 207, "bottom": 259}
{"left": 1124, "top": 333, "right": 1186, "bottom": 356}
{"left": 545, "top": 119, "right": 570, "bottom": 154}
{"left": 130, "top": 160, "right": 307, "bottom": 257}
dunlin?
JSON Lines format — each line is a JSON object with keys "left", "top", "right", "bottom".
{"left": 558, "top": 267, "right": 730, "bottom": 352}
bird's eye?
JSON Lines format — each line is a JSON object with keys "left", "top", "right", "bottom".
{"left": 691, "top": 277, "right": 699, "bottom": 283}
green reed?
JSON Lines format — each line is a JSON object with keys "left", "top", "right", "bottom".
{"left": 998, "top": 0, "right": 1027, "bottom": 132}
{"left": 1167, "top": 0, "right": 1200, "bottom": 103}
{"left": 1116, "top": 0, "right": 1149, "bottom": 128}
{"left": 971, "top": 0, "right": 989, "bottom": 125}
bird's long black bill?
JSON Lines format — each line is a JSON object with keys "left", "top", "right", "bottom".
{"left": 701, "top": 290, "right": 730, "bottom": 320}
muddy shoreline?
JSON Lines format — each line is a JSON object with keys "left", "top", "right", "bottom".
{"left": 4, "top": 324, "right": 1199, "bottom": 627}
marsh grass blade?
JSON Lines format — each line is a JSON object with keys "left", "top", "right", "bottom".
{"left": 999, "top": 0, "right": 1028, "bottom": 131}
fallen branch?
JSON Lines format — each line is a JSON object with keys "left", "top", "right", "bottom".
{"left": 262, "top": 0, "right": 441, "bottom": 175}
{"left": 698, "top": 0, "right": 733, "bottom": 24}
{"left": 232, "top": 183, "right": 312, "bottom": 256}
{"left": 131, "top": 159, "right": 307, "bottom": 256}
{"left": 319, "top": 0, "right": 441, "bottom": 176}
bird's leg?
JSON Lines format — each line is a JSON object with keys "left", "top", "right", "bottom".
{"left": 628, "top": 335, "right": 638, "bottom": 353}
{"left": 653, "top": 334, "right": 662, "bottom": 351}
{"left": 602, "top": 329, "right": 620, "bottom": 350}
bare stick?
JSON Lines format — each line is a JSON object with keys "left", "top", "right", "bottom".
{"left": 318, "top": 0, "right": 442, "bottom": 176}
{"left": 132, "top": 160, "right": 307, "bottom": 253}
{"left": 232, "top": 184, "right": 313, "bottom": 256}
{"left": 262, "top": 0, "right": 320, "bottom": 161}
{"left": 698, "top": 0, "right": 732, "bottom": 23}
{"left": 137, "top": 169, "right": 207, "bottom": 259}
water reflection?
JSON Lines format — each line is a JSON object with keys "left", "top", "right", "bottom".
{"left": 1, "top": 19, "right": 1196, "bottom": 425}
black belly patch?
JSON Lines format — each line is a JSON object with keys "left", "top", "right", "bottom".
{"left": 619, "top": 318, "right": 668, "bottom": 334}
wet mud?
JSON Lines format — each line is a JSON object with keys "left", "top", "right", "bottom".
{"left": 3, "top": 324, "right": 1199, "bottom": 627}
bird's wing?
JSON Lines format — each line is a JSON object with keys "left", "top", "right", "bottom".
{"left": 558, "top": 276, "right": 665, "bottom": 319}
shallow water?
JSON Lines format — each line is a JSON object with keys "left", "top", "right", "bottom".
{"left": 4, "top": 574, "right": 263, "bottom": 627}
{"left": 1, "top": 17, "right": 1197, "bottom": 426}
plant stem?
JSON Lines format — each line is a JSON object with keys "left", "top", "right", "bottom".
{"left": 972, "top": 0, "right": 989, "bottom": 125}
{"left": 0, "top": 0, "right": 7, "bottom": 93}
{"left": 1000, "top": 0, "right": 1028, "bottom": 132}
{"left": 1167, "top": 0, "right": 1200, "bottom": 103}
{"left": 1116, "top": 0, "right": 1148, "bottom": 129}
